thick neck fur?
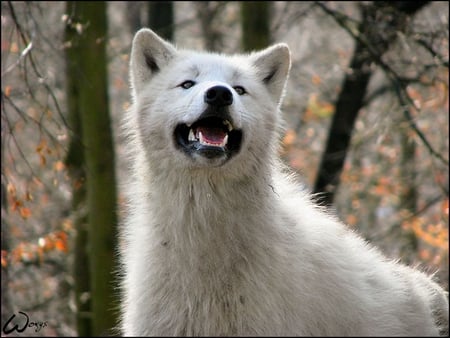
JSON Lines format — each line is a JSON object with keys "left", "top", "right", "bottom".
{"left": 131, "top": 153, "right": 276, "bottom": 256}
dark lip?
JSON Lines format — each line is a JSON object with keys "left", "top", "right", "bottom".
{"left": 174, "top": 114, "right": 243, "bottom": 161}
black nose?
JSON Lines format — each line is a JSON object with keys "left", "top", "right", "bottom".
{"left": 204, "top": 86, "right": 233, "bottom": 107}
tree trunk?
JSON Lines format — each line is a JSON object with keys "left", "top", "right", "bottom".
{"left": 126, "top": 1, "right": 144, "bottom": 34}
{"left": 398, "top": 119, "right": 419, "bottom": 262}
{"left": 64, "top": 2, "right": 91, "bottom": 335}
{"left": 195, "top": 2, "right": 224, "bottom": 51}
{"left": 312, "top": 28, "right": 372, "bottom": 206}
{"left": 1, "top": 136, "right": 12, "bottom": 330}
{"left": 148, "top": 1, "right": 174, "bottom": 41}
{"left": 313, "top": 2, "right": 429, "bottom": 206}
{"left": 66, "top": 2, "right": 119, "bottom": 336}
{"left": 241, "top": 1, "right": 270, "bottom": 51}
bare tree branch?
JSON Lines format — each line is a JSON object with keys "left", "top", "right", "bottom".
{"left": 316, "top": 1, "right": 448, "bottom": 168}
{"left": 6, "top": 1, "right": 68, "bottom": 129}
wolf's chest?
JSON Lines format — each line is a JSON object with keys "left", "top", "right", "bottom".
{"left": 139, "top": 234, "right": 293, "bottom": 334}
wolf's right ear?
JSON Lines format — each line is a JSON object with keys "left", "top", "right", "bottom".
{"left": 249, "top": 43, "right": 291, "bottom": 105}
{"left": 130, "top": 28, "right": 177, "bottom": 94}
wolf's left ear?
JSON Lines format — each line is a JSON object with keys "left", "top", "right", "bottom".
{"left": 249, "top": 43, "right": 291, "bottom": 104}
{"left": 130, "top": 28, "right": 177, "bottom": 94}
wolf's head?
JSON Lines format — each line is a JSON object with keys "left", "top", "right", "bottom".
{"left": 128, "top": 28, "right": 290, "bottom": 178}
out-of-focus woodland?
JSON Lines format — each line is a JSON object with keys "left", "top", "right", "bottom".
{"left": 1, "top": 1, "right": 448, "bottom": 336}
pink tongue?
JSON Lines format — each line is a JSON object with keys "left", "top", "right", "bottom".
{"left": 196, "top": 127, "right": 227, "bottom": 145}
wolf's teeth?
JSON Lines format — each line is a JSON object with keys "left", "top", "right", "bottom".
{"left": 222, "top": 133, "right": 229, "bottom": 147}
{"left": 198, "top": 131, "right": 228, "bottom": 147}
{"left": 188, "top": 129, "right": 197, "bottom": 142}
{"left": 223, "top": 120, "right": 233, "bottom": 132}
{"left": 198, "top": 131, "right": 205, "bottom": 145}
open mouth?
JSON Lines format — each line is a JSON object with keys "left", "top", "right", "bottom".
{"left": 174, "top": 116, "right": 242, "bottom": 160}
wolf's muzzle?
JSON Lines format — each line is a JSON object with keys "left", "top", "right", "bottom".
{"left": 174, "top": 86, "right": 242, "bottom": 163}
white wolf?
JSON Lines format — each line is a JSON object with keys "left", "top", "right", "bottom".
{"left": 120, "top": 28, "right": 449, "bottom": 336}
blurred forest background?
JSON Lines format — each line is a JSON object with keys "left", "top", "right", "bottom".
{"left": 1, "top": 1, "right": 448, "bottom": 336}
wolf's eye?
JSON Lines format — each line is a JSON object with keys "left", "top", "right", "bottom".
{"left": 233, "top": 86, "right": 246, "bottom": 95}
{"left": 179, "top": 80, "right": 196, "bottom": 89}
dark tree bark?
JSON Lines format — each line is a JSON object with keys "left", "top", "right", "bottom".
{"left": 398, "top": 120, "right": 419, "bottom": 262}
{"left": 241, "top": 1, "right": 271, "bottom": 51}
{"left": 64, "top": 3, "right": 91, "bottom": 335}
{"left": 148, "top": 1, "right": 174, "bottom": 41}
{"left": 1, "top": 137, "right": 12, "bottom": 331}
{"left": 195, "top": 2, "right": 225, "bottom": 51}
{"left": 65, "top": 2, "right": 119, "bottom": 336}
{"left": 313, "top": 1, "right": 429, "bottom": 206}
{"left": 126, "top": 1, "right": 145, "bottom": 34}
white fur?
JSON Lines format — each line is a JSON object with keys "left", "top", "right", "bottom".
{"left": 120, "top": 28, "right": 449, "bottom": 336}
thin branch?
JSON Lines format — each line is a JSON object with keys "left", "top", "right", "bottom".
{"left": 403, "top": 195, "right": 446, "bottom": 222}
{"left": 316, "top": 1, "right": 448, "bottom": 167}
{"left": 7, "top": 1, "right": 68, "bottom": 129}
{"left": 368, "top": 53, "right": 449, "bottom": 166}
{"left": 1, "top": 94, "right": 36, "bottom": 176}
{"left": 2, "top": 91, "right": 64, "bottom": 153}
{"left": 1, "top": 41, "right": 33, "bottom": 77}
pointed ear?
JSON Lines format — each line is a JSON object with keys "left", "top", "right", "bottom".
{"left": 130, "top": 28, "right": 177, "bottom": 94}
{"left": 249, "top": 43, "right": 291, "bottom": 104}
